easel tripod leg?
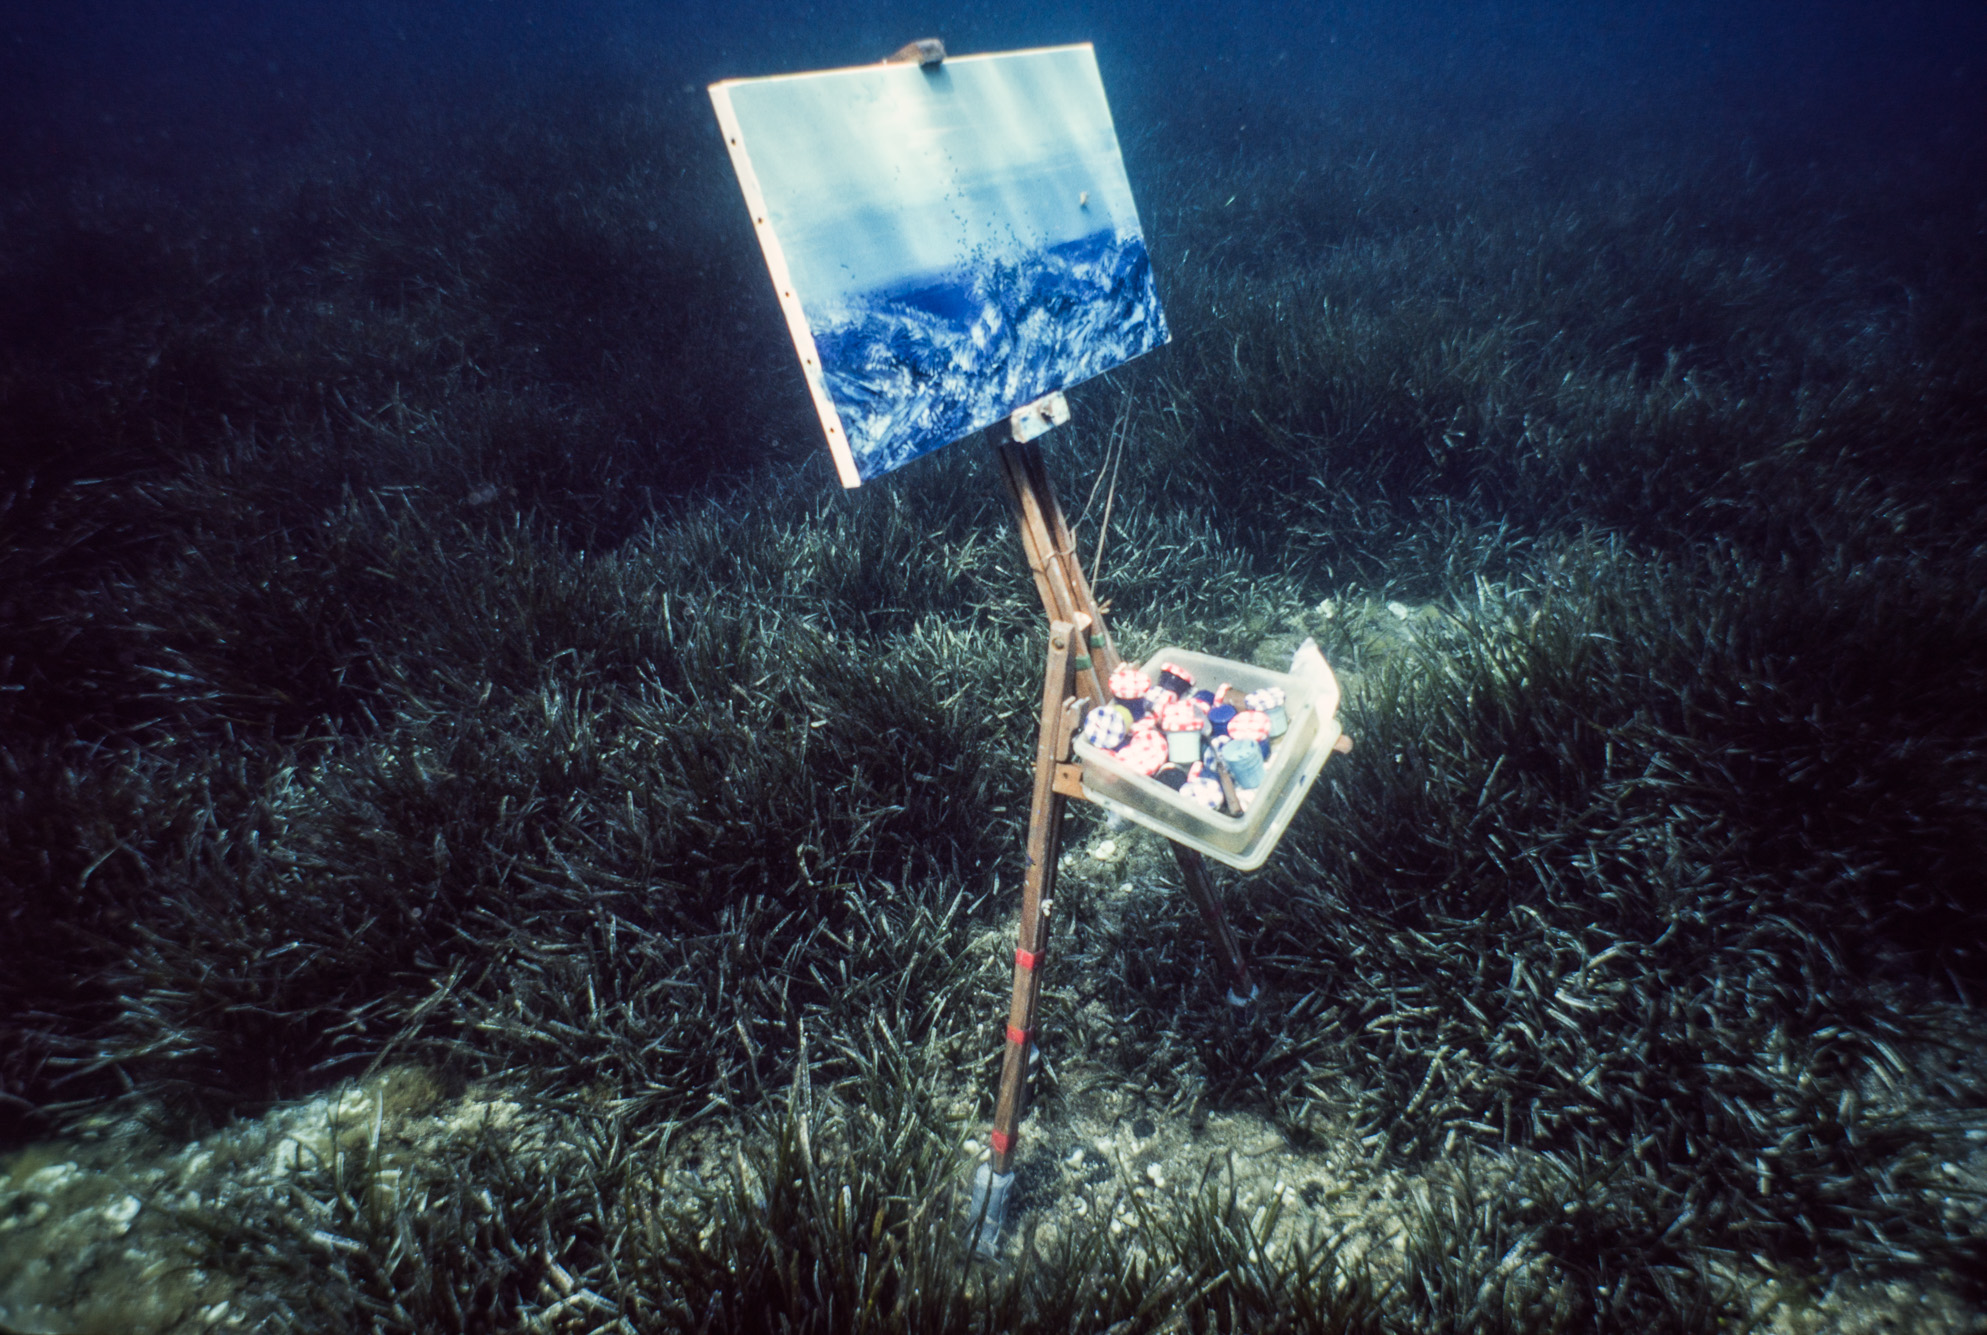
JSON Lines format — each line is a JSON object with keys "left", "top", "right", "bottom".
{"left": 974, "top": 618, "right": 1080, "bottom": 1256}
{"left": 1173, "top": 845, "right": 1259, "bottom": 1005}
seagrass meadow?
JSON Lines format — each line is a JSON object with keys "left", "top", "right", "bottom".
{"left": 4, "top": 32, "right": 1987, "bottom": 1335}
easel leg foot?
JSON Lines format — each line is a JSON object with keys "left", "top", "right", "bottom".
{"left": 968, "top": 1161, "right": 1017, "bottom": 1259}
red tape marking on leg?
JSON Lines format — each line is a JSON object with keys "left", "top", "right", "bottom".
{"left": 1005, "top": 1024, "right": 1030, "bottom": 1048}
{"left": 1015, "top": 948, "right": 1042, "bottom": 971}
{"left": 990, "top": 1129, "right": 1014, "bottom": 1156}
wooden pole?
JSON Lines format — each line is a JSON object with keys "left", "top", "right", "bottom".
{"left": 997, "top": 440, "right": 1119, "bottom": 705}
{"left": 1173, "top": 846, "right": 1258, "bottom": 1004}
{"left": 989, "top": 615, "right": 1083, "bottom": 1174}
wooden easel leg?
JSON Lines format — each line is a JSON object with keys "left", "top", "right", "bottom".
{"left": 988, "top": 617, "right": 1082, "bottom": 1176}
{"left": 971, "top": 616, "right": 1082, "bottom": 1257}
{"left": 1173, "top": 845, "right": 1259, "bottom": 1006}
{"left": 996, "top": 440, "right": 1120, "bottom": 701}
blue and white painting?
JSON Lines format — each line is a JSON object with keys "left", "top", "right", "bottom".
{"left": 711, "top": 45, "right": 1168, "bottom": 486}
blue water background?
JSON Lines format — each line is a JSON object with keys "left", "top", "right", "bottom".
{"left": 12, "top": 2, "right": 1980, "bottom": 214}
{"left": 4, "top": 0, "right": 1982, "bottom": 485}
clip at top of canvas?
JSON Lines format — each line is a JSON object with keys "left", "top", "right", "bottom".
{"left": 886, "top": 38, "right": 946, "bottom": 67}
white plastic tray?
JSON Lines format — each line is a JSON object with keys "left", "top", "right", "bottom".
{"left": 1073, "top": 640, "right": 1342, "bottom": 871}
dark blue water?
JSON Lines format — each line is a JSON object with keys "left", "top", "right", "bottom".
{"left": 8, "top": 1, "right": 1981, "bottom": 191}
{"left": 2, "top": 0, "right": 1981, "bottom": 488}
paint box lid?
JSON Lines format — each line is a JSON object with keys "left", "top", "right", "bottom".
{"left": 1072, "top": 639, "right": 1343, "bottom": 871}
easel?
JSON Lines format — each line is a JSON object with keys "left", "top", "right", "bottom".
{"left": 970, "top": 401, "right": 1260, "bottom": 1254}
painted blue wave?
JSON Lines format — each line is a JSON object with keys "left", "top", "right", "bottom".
{"left": 811, "top": 230, "right": 1169, "bottom": 480}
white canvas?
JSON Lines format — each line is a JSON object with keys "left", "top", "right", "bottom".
{"left": 711, "top": 44, "right": 1169, "bottom": 486}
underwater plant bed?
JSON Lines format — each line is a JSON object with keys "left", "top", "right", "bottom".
{"left": 5, "top": 18, "right": 1987, "bottom": 1327}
